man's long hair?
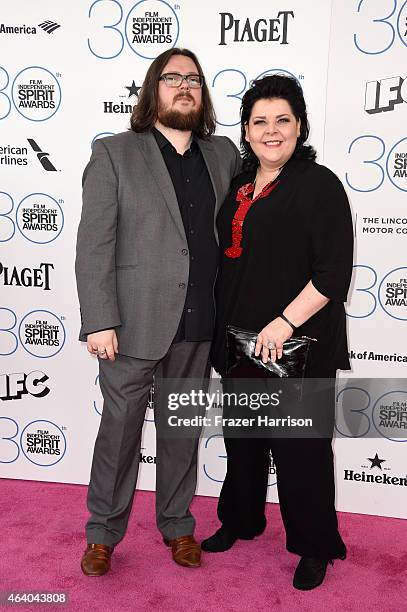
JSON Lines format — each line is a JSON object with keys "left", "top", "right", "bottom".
{"left": 130, "top": 48, "right": 216, "bottom": 139}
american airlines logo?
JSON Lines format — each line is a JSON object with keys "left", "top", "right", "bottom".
{"left": 27, "top": 139, "right": 57, "bottom": 171}
{"left": 38, "top": 21, "right": 61, "bottom": 34}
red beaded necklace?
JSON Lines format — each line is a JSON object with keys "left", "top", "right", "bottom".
{"left": 224, "top": 176, "right": 281, "bottom": 259}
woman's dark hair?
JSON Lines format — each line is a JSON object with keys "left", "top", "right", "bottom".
{"left": 240, "top": 74, "right": 316, "bottom": 171}
{"left": 130, "top": 48, "right": 216, "bottom": 139}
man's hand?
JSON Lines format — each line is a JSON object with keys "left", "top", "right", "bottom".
{"left": 87, "top": 329, "right": 118, "bottom": 361}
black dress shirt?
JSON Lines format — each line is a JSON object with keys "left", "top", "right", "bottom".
{"left": 153, "top": 128, "right": 217, "bottom": 342}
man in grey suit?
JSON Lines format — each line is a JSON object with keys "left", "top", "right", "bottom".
{"left": 76, "top": 47, "right": 241, "bottom": 575}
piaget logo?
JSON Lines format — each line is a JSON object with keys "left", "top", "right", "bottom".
{"left": 219, "top": 11, "right": 294, "bottom": 45}
{"left": 0, "top": 262, "right": 53, "bottom": 290}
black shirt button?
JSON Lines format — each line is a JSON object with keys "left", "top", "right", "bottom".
{"left": 189, "top": 282, "right": 194, "bottom": 287}
{"left": 190, "top": 229, "right": 194, "bottom": 234}
{"left": 189, "top": 203, "right": 194, "bottom": 208}
{"left": 181, "top": 248, "right": 188, "bottom": 255}
{"left": 186, "top": 178, "right": 190, "bottom": 183}
{"left": 179, "top": 283, "right": 186, "bottom": 289}
{"left": 187, "top": 308, "right": 193, "bottom": 313}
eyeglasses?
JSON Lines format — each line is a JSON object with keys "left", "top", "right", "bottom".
{"left": 159, "top": 72, "right": 204, "bottom": 88}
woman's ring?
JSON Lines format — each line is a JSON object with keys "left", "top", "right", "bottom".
{"left": 98, "top": 348, "right": 106, "bottom": 355}
{"left": 267, "top": 342, "right": 276, "bottom": 350}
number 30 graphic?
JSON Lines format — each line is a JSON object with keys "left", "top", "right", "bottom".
{"left": 354, "top": 0, "right": 407, "bottom": 54}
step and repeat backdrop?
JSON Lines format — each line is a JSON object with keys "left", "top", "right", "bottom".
{"left": 0, "top": 0, "right": 406, "bottom": 518}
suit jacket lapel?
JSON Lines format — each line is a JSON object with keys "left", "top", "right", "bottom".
{"left": 197, "top": 139, "right": 223, "bottom": 216}
{"left": 137, "top": 132, "right": 224, "bottom": 240}
{"left": 137, "top": 131, "right": 186, "bottom": 239}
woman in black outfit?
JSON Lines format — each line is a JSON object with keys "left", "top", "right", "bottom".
{"left": 202, "top": 75, "right": 354, "bottom": 590}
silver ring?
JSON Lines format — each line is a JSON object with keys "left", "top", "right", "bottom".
{"left": 98, "top": 348, "right": 106, "bottom": 355}
{"left": 267, "top": 342, "right": 276, "bottom": 350}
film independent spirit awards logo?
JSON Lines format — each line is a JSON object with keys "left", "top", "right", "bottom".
{"left": 12, "top": 66, "right": 61, "bottom": 121}
{"left": 20, "top": 420, "right": 66, "bottom": 467}
{"left": 16, "top": 193, "right": 64, "bottom": 244}
{"left": 0, "top": 192, "right": 64, "bottom": 245}
{"left": 387, "top": 142, "right": 407, "bottom": 192}
{"left": 372, "top": 391, "right": 407, "bottom": 442}
{"left": 19, "top": 310, "right": 66, "bottom": 358}
{"left": 125, "top": 0, "right": 180, "bottom": 59}
{"left": 378, "top": 269, "right": 407, "bottom": 320}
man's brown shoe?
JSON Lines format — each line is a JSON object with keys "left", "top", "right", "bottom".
{"left": 81, "top": 544, "right": 113, "bottom": 576}
{"left": 164, "top": 535, "right": 201, "bottom": 568}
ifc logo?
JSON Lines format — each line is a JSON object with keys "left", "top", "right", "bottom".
{"left": 125, "top": 0, "right": 179, "bottom": 59}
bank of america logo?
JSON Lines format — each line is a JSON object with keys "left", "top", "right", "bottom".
{"left": 27, "top": 139, "right": 57, "bottom": 171}
{"left": 38, "top": 20, "right": 61, "bottom": 34}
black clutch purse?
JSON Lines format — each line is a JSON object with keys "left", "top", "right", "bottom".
{"left": 226, "top": 325, "right": 316, "bottom": 378}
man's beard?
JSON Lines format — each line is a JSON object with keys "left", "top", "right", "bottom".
{"left": 158, "top": 95, "right": 203, "bottom": 132}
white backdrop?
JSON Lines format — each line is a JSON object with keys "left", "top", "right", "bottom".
{"left": 0, "top": 0, "right": 406, "bottom": 519}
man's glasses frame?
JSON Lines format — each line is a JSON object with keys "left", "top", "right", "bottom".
{"left": 159, "top": 72, "right": 204, "bottom": 89}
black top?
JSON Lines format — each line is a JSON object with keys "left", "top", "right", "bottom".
{"left": 153, "top": 128, "right": 217, "bottom": 342}
{"left": 211, "top": 157, "right": 354, "bottom": 376}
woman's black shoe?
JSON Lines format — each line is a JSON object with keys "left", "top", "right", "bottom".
{"left": 293, "top": 557, "right": 330, "bottom": 590}
{"left": 201, "top": 527, "right": 237, "bottom": 552}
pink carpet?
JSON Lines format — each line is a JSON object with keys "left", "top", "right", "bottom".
{"left": 0, "top": 479, "right": 406, "bottom": 612}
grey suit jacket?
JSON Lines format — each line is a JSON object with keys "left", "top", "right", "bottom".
{"left": 75, "top": 130, "right": 241, "bottom": 359}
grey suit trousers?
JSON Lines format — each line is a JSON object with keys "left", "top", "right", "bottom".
{"left": 85, "top": 341, "right": 210, "bottom": 547}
